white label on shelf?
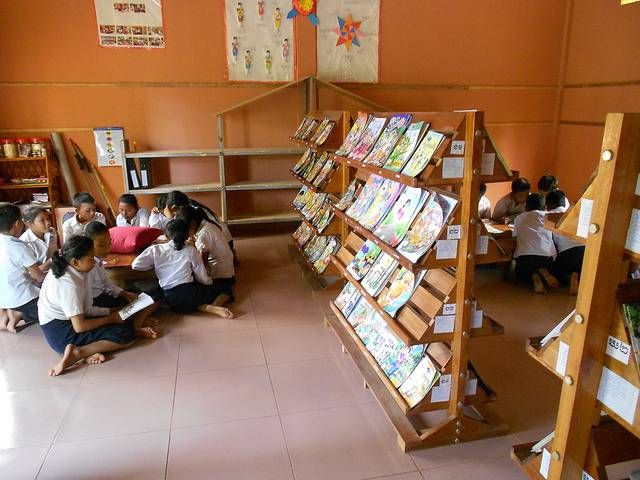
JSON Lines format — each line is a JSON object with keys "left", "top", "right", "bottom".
{"left": 465, "top": 378, "right": 478, "bottom": 396}
{"left": 625, "top": 208, "right": 640, "bottom": 254}
{"left": 129, "top": 170, "right": 140, "bottom": 189}
{"left": 555, "top": 341, "right": 570, "bottom": 376}
{"left": 442, "top": 157, "right": 464, "bottom": 178}
{"left": 481, "top": 152, "right": 496, "bottom": 176}
{"left": 436, "top": 239, "right": 458, "bottom": 260}
{"left": 597, "top": 366, "right": 639, "bottom": 425}
{"left": 431, "top": 374, "right": 452, "bottom": 403}
{"left": 472, "top": 309, "right": 483, "bottom": 329}
{"left": 476, "top": 235, "right": 489, "bottom": 255}
{"left": 576, "top": 198, "right": 593, "bottom": 238}
{"left": 606, "top": 335, "right": 631, "bottom": 365}
{"left": 540, "top": 449, "right": 551, "bottom": 479}
{"left": 635, "top": 174, "right": 640, "bottom": 196}
{"left": 443, "top": 303, "right": 456, "bottom": 315}
{"left": 447, "top": 225, "right": 462, "bottom": 240}
{"left": 434, "top": 315, "right": 456, "bottom": 334}
{"left": 141, "top": 170, "right": 149, "bottom": 187}
{"left": 582, "top": 471, "right": 596, "bottom": 480}
{"left": 451, "top": 140, "right": 465, "bottom": 155}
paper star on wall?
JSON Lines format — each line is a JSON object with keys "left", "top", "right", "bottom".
{"left": 332, "top": 14, "right": 362, "bottom": 51}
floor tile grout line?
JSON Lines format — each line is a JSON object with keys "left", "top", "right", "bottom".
{"left": 164, "top": 323, "right": 182, "bottom": 480}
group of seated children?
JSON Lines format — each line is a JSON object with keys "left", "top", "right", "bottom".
{"left": 0, "top": 188, "right": 236, "bottom": 376}
{"left": 485, "top": 174, "right": 584, "bottom": 294}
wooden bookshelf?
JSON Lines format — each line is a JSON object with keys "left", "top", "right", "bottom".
{"left": 512, "top": 113, "right": 640, "bottom": 479}
{"left": 0, "top": 147, "right": 61, "bottom": 207}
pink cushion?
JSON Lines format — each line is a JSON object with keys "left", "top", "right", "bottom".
{"left": 109, "top": 226, "right": 162, "bottom": 253}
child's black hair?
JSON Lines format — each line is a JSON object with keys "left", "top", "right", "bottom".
{"left": 22, "top": 206, "right": 48, "bottom": 224}
{"left": 545, "top": 190, "right": 566, "bottom": 211}
{"left": 511, "top": 178, "right": 531, "bottom": 194}
{"left": 118, "top": 193, "right": 139, "bottom": 209}
{"left": 51, "top": 236, "right": 93, "bottom": 278}
{"left": 84, "top": 221, "right": 109, "bottom": 239}
{"left": 538, "top": 175, "right": 558, "bottom": 193}
{"left": 525, "top": 193, "right": 545, "bottom": 212}
{"left": 480, "top": 183, "right": 487, "bottom": 196}
{"left": 72, "top": 191, "right": 96, "bottom": 208}
{"left": 176, "top": 205, "right": 206, "bottom": 229}
{"left": 166, "top": 219, "right": 189, "bottom": 251}
{"left": 156, "top": 193, "right": 168, "bottom": 210}
{"left": 166, "top": 190, "right": 222, "bottom": 229}
{"left": 0, "top": 203, "right": 21, "bottom": 232}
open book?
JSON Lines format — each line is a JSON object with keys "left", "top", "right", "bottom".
{"left": 119, "top": 292, "right": 155, "bottom": 321}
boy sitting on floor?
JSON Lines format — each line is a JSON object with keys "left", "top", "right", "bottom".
{"left": 492, "top": 178, "right": 531, "bottom": 224}
{"left": 62, "top": 192, "right": 106, "bottom": 243}
{"left": 513, "top": 193, "right": 559, "bottom": 294}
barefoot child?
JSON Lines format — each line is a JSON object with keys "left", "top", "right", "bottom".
{"left": 20, "top": 206, "right": 58, "bottom": 272}
{"left": 513, "top": 193, "right": 559, "bottom": 294}
{"left": 116, "top": 193, "right": 150, "bottom": 227}
{"left": 62, "top": 192, "right": 106, "bottom": 242}
{"left": 0, "top": 203, "right": 44, "bottom": 332}
{"left": 177, "top": 206, "right": 235, "bottom": 305}
{"left": 492, "top": 178, "right": 531, "bottom": 224}
{"left": 131, "top": 219, "right": 234, "bottom": 318}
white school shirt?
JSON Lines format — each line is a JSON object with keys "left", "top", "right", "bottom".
{"left": 116, "top": 208, "right": 150, "bottom": 227}
{"left": 548, "top": 206, "right": 582, "bottom": 253}
{"left": 149, "top": 211, "right": 169, "bottom": 231}
{"left": 38, "top": 266, "right": 109, "bottom": 326}
{"left": 0, "top": 234, "right": 40, "bottom": 309}
{"left": 194, "top": 221, "right": 235, "bottom": 279}
{"left": 131, "top": 241, "right": 212, "bottom": 290}
{"left": 491, "top": 194, "right": 525, "bottom": 222}
{"left": 88, "top": 257, "right": 124, "bottom": 299}
{"left": 62, "top": 212, "right": 106, "bottom": 242}
{"left": 19, "top": 228, "right": 55, "bottom": 265}
{"left": 513, "top": 210, "right": 556, "bottom": 258}
{"left": 478, "top": 196, "right": 491, "bottom": 220}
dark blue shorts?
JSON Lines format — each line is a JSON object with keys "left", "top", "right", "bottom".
{"left": 163, "top": 281, "right": 223, "bottom": 313}
{"left": 41, "top": 318, "right": 135, "bottom": 354}
{"left": 14, "top": 297, "right": 39, "bottom": 326}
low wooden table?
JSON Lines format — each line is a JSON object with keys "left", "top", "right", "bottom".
{"left": 103, "top": 253, "right": 156, "bottom": 289}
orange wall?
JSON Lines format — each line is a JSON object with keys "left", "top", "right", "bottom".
{"left": 553, "top": 0, "right": 640, "bottom": 200}
{"left": 0, "top": 0, "right": 569, "bottom": 214}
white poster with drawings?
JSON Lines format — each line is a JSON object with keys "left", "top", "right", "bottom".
{"left": 94, "top": 0, "right": 165, "bottom": 48}
{"left": 316, "top": 0, "right": 380, "bottom": 83}
{"left": 225, "top": 0, "right": 295, "bottom": 81}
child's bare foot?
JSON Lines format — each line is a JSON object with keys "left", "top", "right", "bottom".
{"left": 0, "top": 310, "right": 8, "bottom": 331}
{"left": 49, "top": 344, "right": 82, "bottom": 376}
{"left": 135, "top": 327, "right": 159, "bottom": 339}
{"left": 539, "top": 268, "right": 559, "bottom": 288}
{"left": 569, "top": 272, "right": 579, "bottom": 296}
{"left": 85, "top": 353, "right": 106, "bottom": 365}
{"left": 142, "top": 316, "right": 160, "bottom": 328}
{"left": 532, "top": 273, "right": 547, "bottom": 294}
{"left": 200, "top": 305, "right": 234, "bottom": 318}
{"left": 6, "top": 311, "right": 19, "bottom": 334}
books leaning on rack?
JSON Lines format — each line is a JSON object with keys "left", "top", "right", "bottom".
{"left": 292, "top": 116, "right": 337, "bottom": 146}
{"left": 291, "top": 149, "right": 338, "bottom": 190}
{"left": 293, "top": 227, "right": 341, "bottom": 274}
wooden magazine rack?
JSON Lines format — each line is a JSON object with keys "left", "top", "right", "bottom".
{"left": 512, "top": 113, "right": 640, "bottom": 479}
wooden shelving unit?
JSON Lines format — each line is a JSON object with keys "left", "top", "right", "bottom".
{"left": 511, "top": 113, "right": 640, "bottom": 479}
{"left": 0, "top": 146, "right": 61, "bottom": 207}
{"left": 321, "top": 110, "right": 517, "bottom": 451}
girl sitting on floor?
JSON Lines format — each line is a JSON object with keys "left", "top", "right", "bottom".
{"left": 131, "top": 219, "right": 234, "bottom": 318}
{"left": 20, "top": 206, "right": 58, "bottom": 273}
{"left": 38, "top": 236, "right": 154, "bottom": 376}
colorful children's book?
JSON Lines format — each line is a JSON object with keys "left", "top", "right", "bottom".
{"left": 383, "top": 345, "right": 426, "bottom": 387}
{"left": 304, "top": 152, "right": 330, "bottom": 183}
{"left": 347, "top": 297, "right": 375, "bottom": 328}
{"left": 304, "top": 235, "right": 328, "bottom": 262}
{"left": 623, "top": 302, "right": 640, "bottom": 368}
{"left": 348, "top": 116, "right": 388, "bottom": 161}
{"left": 358, "top": 180, "right": 405, "bottom": 231}
{"left": 383, "top": 121, "right": 428, "bottom": 172}
{"left": 398, "top": 354, "right": 441, "bottom": 408}
{"left": 366, "top": 326, "right": 404, "bottom": 366}
{"left": 294, "top": 117, "right": 313, "bottom": 138}
{"left": 401, "top": 130, "right": 446, "bottom": 177}
{"left": 314, "top": 120, "right": 336, "bottom": 145}
{"left": 301, "top": 192, "right": 327, "bottom": 219}
{"left": 373, "top": 187, "right": 429, "bottom": 246}
{"left": 378, "top": 268, "right": 427, "bottom": 317}
{"left": 335, "top": 112, "right": 370, "bottom": 156}
{"left": 313, "top": 206, "right": 334, "bottom": 233}
{"left": 334, "top": 180, "right": 361, "bottom": 211}
{"left": 363, "top": 114, "right": 412, "bottom": 167}
{"left": 313, "top": 236, "right": 340, "bottom": 274}
{"left": 347, "top": 240, "right": 382, "bottom": 280}
{"left": 355, "top": 311, "right": 386, "bottom": 346}
{"left": 334, "top": 282, "right": 361, "bottom": 318}
{"left": 292, "top": 149, "right": 315, "bottom": 174}
{"left": 300, "top": 119, "right": 320, "bottom": 141}
{"left": 396, "top": 195, "right": 446, "bottom": 263}
{"left": 361, "top": 252, "right": 399, "bottom": 297}
{"left": 308, "top": 118, "right": 331, "bottom": 143}
{"left": 312, "top": 157, "right": 336, "bottom": 188}
{"left": 435, "top": 191, "right": 459, "bottom": 223}
{"left": 345, "top": 175, "right": 386, "bottom": 223}
{"left": 293, "top": 186, "right": 310, "bottom": 209}
{"left": 296, "top": 224, "right": 313, "bottom": 246}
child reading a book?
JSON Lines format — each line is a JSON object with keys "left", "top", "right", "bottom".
{"left": 20, "top": 206, "right": 57, "bottom": 271}
{"left": 116, "top": 193, "right": 150, "bottom": 227}
{"left": 547, "top": 190, "right": 584, "bottom": 295}
{"left": 478, "top": 183, "right": 491, "bottom": 219}
{"left": 149, "top": 193, "right": 169, "bottom": 231}
{"left": 538, "top": 174, "right": 570, "bottom": 212}
{"left": 38, "top": 236, "right": 148, "bottom": 376}
{"left": 177, "top": 206, "right": 235, "bottom": 305}
{"left": 131, "top": 219, "right": 234, "bottom": 318}
{"left": 62, "top": 192, "right": 106, "bottom": 242}
{"left": 0, "top": 203, "right": 44, "bottom": 332}
{"left": 492, "top": 178, "right": 531, "bottom": 224}
{"left": 513, "top": 193, "right": 559, "bottom": 294}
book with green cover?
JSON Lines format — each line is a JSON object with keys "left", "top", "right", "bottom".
{"left": 373, "top": 187, "right": 430, "bottom": 247}
{"left": 398, "top": 354, "right": 441, "bottom": 408}
{"left": 383, "top": 121, "right": 428, "bottom": 172}
{"left": 623, "top": 302, "right": 640, "bottom": 368}
{"left": 347, "top": 240, "right": 382, "bottom": 280}
{"left": 401, "top": 130, "right": 446, "bottom": 177}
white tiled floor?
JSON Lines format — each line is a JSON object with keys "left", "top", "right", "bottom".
{"left": 0, "top": 233, "right": 578, "bottom": 479}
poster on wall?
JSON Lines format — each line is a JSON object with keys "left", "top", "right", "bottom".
{"left": 94, "top": 0, "right": 165, "bottom": 48}
{"left": 316, "top": 0, "right": 380, "bottom": 83}
{"left": 224, "top": 0, "right": 295, "bottom": 82}
{"left": 93, "top": 127, "right": 125, "bottom": 167}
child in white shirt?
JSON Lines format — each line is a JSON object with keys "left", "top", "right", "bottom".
{"left": 149, "top": 194, "right": 169, "bottom": 231}
{"left": 38, "top": 236, "right": 151, "bottom": 376}
{"left": 62, "top": 192, "right": 106, "bottom": 242}
{"left": 20, "top": 206, "right": 58, "bottom": 271}
{"left": 478, "top": 183, "right": 491, "bottom": 219}
{"left": 492, "top": 178, "right": 531, "bottom": 224}
{"left": 131, "top": 219, "right": 234, "bottom": 318}
{"left": 116, "top": 194, "right": 150, "bottom": 227}
{"left": 0, "top": 204, "right": 44, "bottom": 332}
{"left": 513, "top": 193, "right": 559, "bottom": 294}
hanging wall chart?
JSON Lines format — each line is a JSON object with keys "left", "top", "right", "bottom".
{"left": 94, "top": 0, "right": 165, "bottom": 48}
